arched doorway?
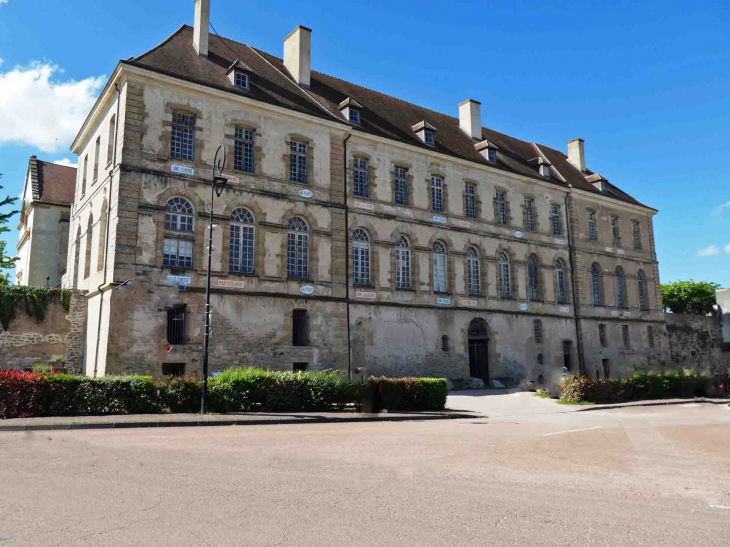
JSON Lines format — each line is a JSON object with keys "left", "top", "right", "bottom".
{"left": 468, "top": 318, "right": 489, "bottom": 383}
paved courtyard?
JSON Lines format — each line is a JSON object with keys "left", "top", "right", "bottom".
{"left": 0, "top": 395, "right": 728, "bottom": 546}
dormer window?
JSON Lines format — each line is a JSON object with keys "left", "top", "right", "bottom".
{"left": 539, "top": 164, "right": 551, "bottom": 179}
{"left": 234, "top": 72, "right": 249, "bottom": 90}
{"left": 226, "top": 59, "right": 253, "bottom": 91}
{"left": 349, "top": 109, "right": 361, "bottom": 124}
{"left": 475, "top": 140, "right": 499, "bottom": 163}
{"left": 412, "top": 121, "right": 437, "bottom": 145}
{"left": 488, "top": 149, "right": 496, "bottom": 163}
{"left": 424, "top": 130, "right": 435, "bottom": 145}
{"left": 528, "top": 157, "right": 552, "bottom": 179}
{"left": 339, "top": 97, "right": 363, "bottom": 125}
{"left": 585, "top": 173, "right": 608, "bottom": 193}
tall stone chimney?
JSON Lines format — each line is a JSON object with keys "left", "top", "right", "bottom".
{"left": 194, "top": 0, "right": 210, "bottom": 57}
{"left": 567, "top": 138, "right": 586, "bottom": 172}
{"left": 283, "top": 25, "right": 312, "bottom": 88}
{"left": 458, "top": 99, "right": 482, "bottom": 140}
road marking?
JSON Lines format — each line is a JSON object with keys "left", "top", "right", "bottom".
{"left": 709, "top": 505, "right": 730, "bottom": 510}
{"left": 542, "top": 426, "right": 602, "bottom": 437}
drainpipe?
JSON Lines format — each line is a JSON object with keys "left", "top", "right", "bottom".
{"left": 564, "top": 185, "right": 586, "bottom": 375}
{"left": 92, "top": 83, "right": 121, "bottom": 378}
{"left": 343, "top": 134, "right": 352, "bottom": 381}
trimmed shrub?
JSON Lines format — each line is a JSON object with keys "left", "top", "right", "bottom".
{"left": 208, "top": 367, "right": 272, "bottom": 412}
{"left": 371, "top": 377, "right": 449, "bottom": 411}
{"left": 163, "top": 376, "right": 202, "bottom": 413}
{"left": 560, "top": 373, "right": 704, "bottom": 404}
{"left": 0, "top": 370, "right": 43, "bottom": 419}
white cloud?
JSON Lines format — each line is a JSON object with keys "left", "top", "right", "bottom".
{"left": 0, "top": 59, "right": 4, "bottom": 67}
{"left": 725, "top": 244, "right": 730, "bottom": 255}
{"left": 53, "top": 158, "right": 78, "bottom": 168}
{"left": 0, "top": 1, "right": 8, "bottom": 5}
{"left": 697, "top": 245, "right": 721, "bottom": 257}
{"left": 0, "top": 61, "right": 105, "bottom": 153}
{"left": 713, "top": 201, "right": 730, "bottom": 215}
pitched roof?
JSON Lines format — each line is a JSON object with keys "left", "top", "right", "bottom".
{"left": 124, "top": 25, "right": 652, "bottom": 210}
{"left": 28, "top": 157, "right": 76, "bottom": 206}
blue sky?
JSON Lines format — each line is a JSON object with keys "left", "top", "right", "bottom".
{"left": 1, "top": 0, "right": 729, "bottom": 286}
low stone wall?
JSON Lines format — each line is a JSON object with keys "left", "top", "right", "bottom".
{"left": 0, "top": 290, "right": 87, "bottom": 373}
{"left": 666, "top": 313, "right": 728, "bottom": 375}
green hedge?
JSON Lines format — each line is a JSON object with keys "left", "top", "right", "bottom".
{"left": 559, "top": 373, "right": 704, "bottom": 404}
{"left": 371, "top": 377, "right": 449, "bottom": 411}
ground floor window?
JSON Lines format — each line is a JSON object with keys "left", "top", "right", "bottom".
{"left": 167, "top": 306, "right": 186, "bottom": 345}
{"left": 162, "top": 363, "right": 185, "bottom": 377}
{"left": 563, "top": 340, "right": 572, "bottom": 372}
{"left": 293, "top": 310, "right": 309, "bottom": 347}
{"left": 293, "top": 362, "right": 308, "bottom": 372}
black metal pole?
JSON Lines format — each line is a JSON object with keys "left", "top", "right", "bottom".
{"left": 201, "top": 179, "right": 214, "bottom": 413}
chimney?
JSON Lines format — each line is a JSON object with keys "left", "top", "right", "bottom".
{"left": 458, "top": 99, "right": 482, "bottom": 140}
{"left": 567, "top": 138, "right": 586, "bottom": 172}
{"left": 193, "top": 0, "right": 210, "bottom": 57}
{"left": 283, "top": 25, "right": 312, "bottom": 88}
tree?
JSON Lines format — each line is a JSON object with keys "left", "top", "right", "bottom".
{"left": 0, "top": 173, "right": 20, "bottom": 271}
{"left": 660, "top": 280, "right": 720, "bottom": 315}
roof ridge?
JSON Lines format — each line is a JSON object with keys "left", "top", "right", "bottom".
{"left": 36, "top": 160, "right": 76, "bottom": 170}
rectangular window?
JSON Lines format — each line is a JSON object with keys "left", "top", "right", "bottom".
{"left": 551, "top": 205, "right": 561, "bottom": 235}
{"left": 464, "top": 184, "right": 476, "bottom": 218}
{"left": 612, "top": 217, "right": 620, "bottom": 245}
{"left": 599, "top": 324, "right": 607, "bottom": 347}
{"left": 349, "top": 109, "right": 360, "bottom": 124}
{"left": 163, "top": 239, "right": 193, "bottom": 269}
{"left": 171, "top": 111, "right": 195, "bottom": 161}
{"left": 234, "top": 72, "right": 249, "bottom": 89}
{"left": 229, "top": 223, "right": 254, "bottom": 274}
{"left": 290, "top": 141, "right": 308, "bottom": 184}
{"left": 81, "top": 155, "right": 88, "bottom": 196}
{"left": 563, "top": 341, "right": 572, "bottom": 371}
{"left": 353, "top": 241, "right": 369, "bottom": 286}
{"left": 424, "top": 130, "right": 435, "bottom": 145}
{"left": 107, "top": 115, "right": 116, "bottom": 166}
{"left": 632, "top": 221, "right": 642, "bottom": 250}
{"left": 524, "top": 198, "right": 535, "bottom": 231}
{"left": 234, "top": 127, "right": 254, "bottom": 173}
{"left": 602, "top": 359, "right": 610, "bottom": 379}
{"left": 166, "top": 306, "right": 186, "bottom": 345}
{"left": 431, "top": 176, "right": 444, "bottom": 212}
{"left": 292, "top": 310, "right": 309, "bottom": 347}
{"left": 495, "top": 191, "right": 507, "bottom": 225}
{"left": 354, "top": 158, "right": 369, "bottom": 198}
{"left": 648, "top": 326, "right": 655, "bottom": 348}
{"left": 395, "top": 167, "right": 408, "bottom": 205}
{"left": 487, "top": 149, "right": 497, "bottom": 163}
{"left": 533, "top": 320, "right": 543, "bottom": 343}
{"left": 588, "top": 212, "right": 596, "bottom": 241}
{"left": 93, "top": 137, "right": 100, "bottom": 182}
{"left": 162, "top": 363, "right": 185, "bottom": 377}
{"left": 622, "top": 325, "right": 630, "bottom": 348}
{"left": 293, "top": 362, "right": 308, "bottom": 372}
{"left": 287, "top": 231, "right": 309, "bottom": 279}
{"left": 395, "top": 248, "right": 410, "bottom": 289}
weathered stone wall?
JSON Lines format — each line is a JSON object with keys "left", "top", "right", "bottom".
{"left": 0, "top": 291, "right": 87, "bottom": 373}
{"left": 665, "top": 313, "right": 728, "bottom": 375}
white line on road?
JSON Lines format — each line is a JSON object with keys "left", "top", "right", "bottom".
{"left": 709, "top": 505, "right": 730, "bottom": 510}
{"left": 542, "top": 426, "right": 603, "bottom": 437}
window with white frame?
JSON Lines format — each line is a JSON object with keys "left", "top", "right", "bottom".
{"left": 234, "top": 128, "right": 255, "bottom": 173}
{"left": 290, "top": 141, "right": 308, "bottom": 184}
{"left": 592, "top": 263, "right": 602, "bottom": 305}
{"left": 467, "top": 248, "right": 480, "bottom": 295}
{"left": 498, "top": 251, "right": 511, "bottom": 298}
{"left": 587, "top": 211, "right": 597, "bottom": 241}
{"left": 163, "top": 239, "right": 193, "bottom": 269}
{"left": 533, "top": 319, "right": 543, "bottom": 343}
{"left": 424, "top": 130, "right": 435, "bottom": 145}
{"left": 555, "top": 260, "right": 566, "bottom": 304}
{"left": 524, "top": 198, "right": 535, "bottom": 231}
{"left": 528, "top": 256, "right": 540, "bottom": 300}
{"left": 234, "top": 72, "right": 249, "bottom": 90}
{"left": 165, "top": 197, "right": 194, "bottom": 232}
{"left": 637, "top": 270, "right": 648, "bottom": 310}
{"left": 395, "top": 167, "right": 408, "bottom": 205}
{"left": 464, "top": 184, "right": 476, "bottom": 218}
{"left": 349, "top": 109, "right": 361, "bottom": 124}
{"left": 551, "top": 205, "right": 561, "bottom": 235}
{"left": 171, "top": 111, "right": 195, "bottom": 161}
{"left": 432, "top": 241, "right": 447, "bottom": 292}
{"left": 354, "top": 158, "right": 369, "bottom": 198}
{"left": 611, "top": 217, "right": 620, "bottom": 245}
{"left": 287, "top": 217, "right": 309, "bottom": 279}
{"left": 353, "top": 229, "right": 370, "bottom": 286}
{"left": 395, "top": 236, "right": 411, "bottom": 289}
{"left": 615, "top": 267, "right": 626, "bottom": 308}
{"left": 229, "top": 208, "right": 255, "bottom": 274}
{"left": 495, "top": 191, "right": 507, "bottom": 225}
{"left": 488, "top": 149, "right": 497, "bottom": 163}
{"left": 632, "top": 221, "right": 642, "bottom": 250}
{"left": 431, "top": 176, "right": 444, "bottom": 212}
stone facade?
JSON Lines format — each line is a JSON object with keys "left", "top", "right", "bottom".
{"left": 666, "top": 313, "right": 728, "bottom": 375}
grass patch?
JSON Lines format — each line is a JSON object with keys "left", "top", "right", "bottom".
{"left": 556, "top": 398, "right": 595, "bottom": 406}
{"left": 534, "top": 389, "right": 551, "bottom": 399}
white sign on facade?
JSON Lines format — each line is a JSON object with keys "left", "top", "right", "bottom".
{"left": 617, "top": 249, "right": 625, "bottom": 255}
{"left": 605, "top": 247, "right": 613, "bottom": 253}
{"left": 623, "top": 311, "right": 632, "bottom": 317}
{"left": 217, "top": 279, "right": 245, "bottom": 289}
{"left": 432, "top": 215, "right": 447, "bottom": 224}
{"left": 171, "top": 164, "right": 195, "bottom": 176}
{"left": 354, "top": 201, "right": 374, "bottom": 210}
{"left": 298, "top": 189, "right": 314, "bottom": 198}
{"left": 222, "top": 174, "right": 240, "bottom": 184}
{"left": 611, "top": 310, "right": 619, "bottom": 316}
{"left": 514, "top": 231, "right": 523, "bottom": 239}
{"left": 436, "top": 297, "right": 451, "bottom": 305}
{"left": 456, "top": 220, "right": 471, "bottom": 228}
{"left": 166, "top": 274, "right": 192, "bottom": 286}
{"left": 553, "top": 238, "right": 565, "bottom": 245}
{"left": 355, "top": 290, "right": 376, "bottom": 299}
{"left": 299, "top": 285, "right": 315, "bottom": 295}
{"left": 518, "top": 302, "right": 528, "bottom": 311}
{"left": 461, "top": 299, "right": 478, "bottom": 307}
{"left": 559, "top": 306, "right": 570, "bottom": 313}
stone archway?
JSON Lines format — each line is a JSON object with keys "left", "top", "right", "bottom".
{"left": 468, "top": 318, "right": 489, "bottom": 383}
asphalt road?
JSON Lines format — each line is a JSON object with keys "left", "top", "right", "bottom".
{"left": 0, "top": 397, "right": 728, "bottom": 546}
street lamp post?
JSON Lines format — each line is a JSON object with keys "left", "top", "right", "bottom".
{"left": 201, "top": 145, "right": 228, "bottom": 413}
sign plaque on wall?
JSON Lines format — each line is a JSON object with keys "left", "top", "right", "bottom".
{"left": 460, "top": 299, "right": 478, "bottom": 307}
{"left": 299, "top": 285, "right": 315, "bottom": 295}
{"left": 217, "top": 279, "right": 245, "bottom": 289}
{"left": 355, "top": 290, "right": 376, "bottom": 299}
{"left": 518, "top": 302, "right": 528, "bottom": 311}
{"left": 171, "top": 164, "right": 194, "bottom": 176}
{"left": 436, "top": 297, "right": 451, "bottom": 305}
{"left": 514, "top": 231, "right": 523, "bottom": 239}
{"left": 432, "top": 215, "right": 447, "bottom": 224}
{"left": 354, "top": 201, "right": 375, "bottom": 210}
{"left": 166, "top": 274, "right": 192, "bottom": 286}
{"left": 298, "top": 189, "right": 314, "bottom": 199}
{"left": 222, "top": 174, "right": 240, "bottom": 184}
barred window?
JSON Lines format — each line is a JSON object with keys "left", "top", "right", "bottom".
{"left": 287, "top": 217, "right": 309, "bottom": 279}
{"left": 165, "top": 197, "right": 194, "bottom": 232}
{"left": 498, "top": 251, "right": 511, "bottom": 298}
{"left": 588, "top": 212, "right": 597, "bottom": 241}
{"left": 524, "top": 198, "right": 535, "bottom": 231}
{"left": 632, "top": 221, "right": 642, "bottom": 250}
{"left": 234, "top": 128, "right": 254, "bottom": 173}
{"left": 432, "top": 241, "right": 447, "bottom": 292}
{"left": 293, "top": 310, "right": 309, "bottom": 346}
{"left": 395, "top": 236, "right": 411, "bottom": 289}
{"left": 592, "top": 263, "right": 602, "bottom": 305}
{"left": 395, "top": 167, "right": 408, "bottom": 205}
{"left": 551, "top": 205, "right": 561, "bottom": 235}
{"left": 467, "top": 248, "right": 480, "bottom": 296}
{"left": 353, "top": 229, "right": 370, "bottom": 286}
{"left": 495, "top": 191, "right": 507, "bottom": 225}
{"left": 637, "top": 269, "right": 648, "bottom": 310}
{"left": 167, "top": 306, "right": 186, "bottom": 345}
{"left": 354, "top": 158, "right": 369, "bottom": 198}
{"left": 171, "top": 111, "right": 195, "bottom": 161}
{"left": 163, "top": 239, "right": 193, "bottom": 269}
{"left": 622, "top": 325, "right": 630, "bottom": 348}
{"left": 533, "top": 319, "right": 543, "bottom": 343}
{"left": 599, "top": 324, "right": 607, "bottom": 347}
{"left": 615, "top": 267, "right": 626, "bottom": 308}
{"left": 229, "top": 208, "right": 255, "bottom": 274}
{"left": 611, "top": 217, "right": 620, "bottom": 245}
{"left": 555, "top": 260, "right": 566, "bottom": 304}
{"left": 432, "top": 176, "right": 444, "bottom": 212}
{"left": 464, "top": 184, "right": 476, "bottom": 218}
{"left": 528, "top": 256, "right": 540, "bottom": 300}
{"left": 290, "top": 141, "right": 308, "bottom": 184}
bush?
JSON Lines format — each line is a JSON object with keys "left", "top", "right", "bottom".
{"left": 163, "top": 376, "right": 202, "bottom": 413}
{"left": 559, "top": 372, "right": 704, "bottom": 404}
{"left": 370, "top": 377, "right": 449, "bottom": 411}
{"left": 0, "top": 370, "right": 43, "bottom": 419}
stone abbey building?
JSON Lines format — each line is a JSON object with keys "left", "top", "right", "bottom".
{"left": 64, "top": 0, "right": 670, "bottom": 385}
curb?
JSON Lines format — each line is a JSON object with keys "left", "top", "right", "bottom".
{"left": 574, "top": 398, "right": 729, "bottom": 412}
{"left": 0, "top": 412, "right": 477, "bottom": 432}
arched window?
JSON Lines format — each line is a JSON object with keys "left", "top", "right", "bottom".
{"left": 555, "top": 259, "right": 566, "bottom": 304}
{"left": 287, "top": 217, "right": 309, "bottom": 279}
{"left": 467, "top": 248, "right": 480, "bottom": 295}
{"left": 637, "top": 269, "right": 648, "bottom": 310}
{"left": 352, "top": 229, "right": 370, "bottom": 286}
{"left": 84, "top": 214, "right": 93, "bottom": 279}
{"left": 528, "top": 255, "right": 540, "bottom": 300}
{"left": 432, "top": 241, "right": 447, "bottom": 292}
{"left": 230, "top": 208, "right": 255, "bottom": 274}
{"left": 498, "top": 251, "right": 511, "bottom": 298}
{"left": 591, "top": 263, "right": 602, "bottom": 306}
{"left": 615, "top": 267, "right": 626, "bottom": 308}
{"left": 97, "top": 199, "right": 108, "bottom": 272}
{"left": 165, "top": 197, "right": 194, "bottom": 232}
{"left": 73, "top": 226, "right": 81, "bottom": 289}
{"left": 395, "top": 236, "right": 411, "bottom": 289}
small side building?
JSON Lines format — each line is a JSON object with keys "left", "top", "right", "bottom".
{"left": 15, "top": 156, "right": 76, "bottom": 287}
